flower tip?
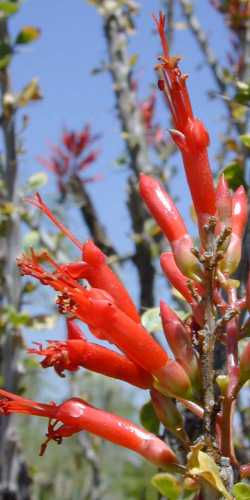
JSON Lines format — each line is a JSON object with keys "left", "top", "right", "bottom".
{"left": 83, "top": 240, "right": 105, "bottom": 266}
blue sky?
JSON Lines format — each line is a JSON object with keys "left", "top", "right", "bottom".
{"left": 9, "top": 0, "right": 229, "bottom": 243}
{"left": 7, "top": 1, "right": 231, "bottom": 396}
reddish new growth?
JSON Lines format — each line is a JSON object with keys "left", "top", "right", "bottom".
{"left": 38, "top": 124, "right": 100, "bottom": 196}
{"left": 139, "top": 92, "right": 164, "bottom": 146}
{"left": 2, "top": 13, "right": 250, "bottom": 494}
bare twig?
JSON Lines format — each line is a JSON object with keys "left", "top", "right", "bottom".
{"left": 179, "top": 0, "right": 226, "bottom": 94}
{"left": 102, "top": 2, "right": 157, "bottom": 307}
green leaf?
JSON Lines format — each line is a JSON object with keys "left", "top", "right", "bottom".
{"left": 151, "top": 473, "right": 181, "bottom": 499}
{"left": 233, "top": 482, "right": 250, "bottom": 499}
{"left": 235, "top": 81, "right": 250, "bottom": 106}
{"left": 129, "top": 53, "right": 138, "bottom": 67}
{"left": 27, "top": 172, "right": 48, "bottom": 190}
{"left": 0, "top": 42, "right": 12, "bottom": 69}
{"left": 140, "top": 401, "right": 159, "bottom": 434}
{"left": 28, "top": 314, "right": 57, "bottom": 330}
{"left": 141, "top": 307, "right": 161, "bottom": 333}
{"left": 222, "top": 162, "right": 247, "bottom": 191}
{"left": 17, "top": 78, "right": 42, "bottom": 108}
{"left": 0, "top": 1, "right": 19, "bottom": 16}
{"left": 240, "top": 134, "right": 250, "bottom": 148}
{"left": 15, "top": 26, "right": 41, "bottom": 45}
{"left": 188, "top": 449, "right": 232, "bottom": 499}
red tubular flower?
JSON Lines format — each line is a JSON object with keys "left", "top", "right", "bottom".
{"left": 18, "top": 251, "right": 192, "bottom": 398}
{"left": 71, "top": 290, "right": 192, "bottom": 398}
{"left": 154, "top": 13, "right": 216, "bottom": 240}
{"left": 139, "top": 174, "right": 201, "bottom": 279}
{"left": 28, "top": 339, "right": 153, "bottom": 389}
{"left": 160, "top": 301, "right": 201, "bottom": 396}
{"left": 17, "top": 252, "right": 163, "bottom": 370}
{"left": 220, "top": 185, "right": 248, "bottom": 274}
{"left": 0, "top": 391, "right": 177, "bottom": 466}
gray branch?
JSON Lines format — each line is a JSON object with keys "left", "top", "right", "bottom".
{"left": 102, "top": 1, "right": 157, "bottom": 308}
{"left": 0, "top": 18, "right": 31, "bottom": 499}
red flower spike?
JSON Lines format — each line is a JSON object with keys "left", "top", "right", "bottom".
{"left": 139, "top": 175, "right": 201, "bottom": 279}
{"left": 28, "top": 339, "right": 153, "bottom": 389}
{"left": 16, "top": 254, "right": 168, "bottom": 379}
{"left": 155, "top": 13, "right": 216, "bottom": 237}
{"left": 24, "top": 194, "right": 140, "bottom": 322}
{"left": 160, "top": 301, "right": 201, "bottom": 394}
{"left": 0, "top": 391, "right": 177, "bottom": 466}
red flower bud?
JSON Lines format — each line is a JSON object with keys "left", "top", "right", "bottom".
{"left": 139, "top": 174, "right": 187, "bottom": 242}
{"left": 151, "top": 389, "right": 189, "bottom": 444}
{"left": 160, "top": 252, "right": 193, "bottom": 303}
{"left": 81, "top": 240, "right": 140, "bottom": 322}
{"left": 155, "top": 360, "right": 192, "bottom": 400}
{"left": 232, "top": 185, "right": 248, "bottom": 238}
{"left": 139, "top": 175, "right": 201, "bottom": 279}
{"left": 216, "top": 174, "right": 232, "bottom": 230}
{"left": 154, "top": 13, "right": 216, "bottom": 240}
{"left": 160, "top": 301, "right": 201, "bottom": 395}
{"left": 160, "top": 252, "right": 204, "bottom": 302}
{"left": 220, "top": 185, "right": 248, "bottom": 274}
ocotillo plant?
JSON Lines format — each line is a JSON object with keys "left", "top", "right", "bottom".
{"left": 1, "top": 12, "right": 250, "bottom": 499}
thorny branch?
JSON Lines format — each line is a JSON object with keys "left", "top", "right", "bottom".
{"left": 0, "top": 17, "right": 31, "bottom": 500}
{"left": 179, "top": 0, "right": 226, "bottom": 94}
{"left": 103, "top": 2, "right": 158, "bottom": 308}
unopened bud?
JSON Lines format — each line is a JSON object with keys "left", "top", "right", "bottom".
{"left": 151, "top": 389, "right": 189, "bottom": 444}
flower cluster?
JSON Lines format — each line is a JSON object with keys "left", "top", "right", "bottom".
{"left": 38, "top": 125, "right": 100, "bottom": 197}
{"left": 1, "top": 13, "right": 250, "bottom": 487}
